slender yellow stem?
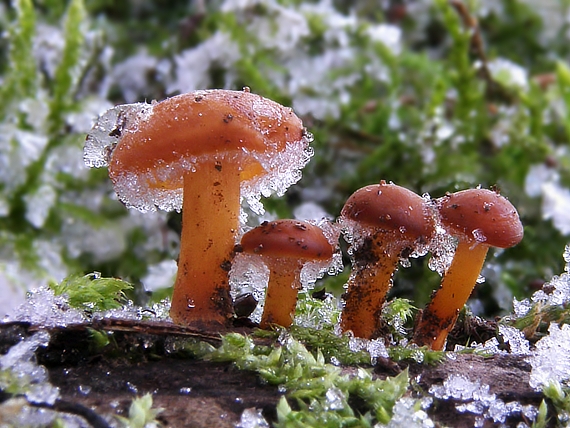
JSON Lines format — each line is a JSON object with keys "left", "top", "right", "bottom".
{"left": 340, "top": 250, "right": 400, "bottom": 339}
{"left": 414, "top": 240, "right": 489, "bottom": 350}
{"left": 170, "top": 160, "right": 239, "bottom": 328}
{"left": 260, "top": 259, "right": 301, "bottom": 329}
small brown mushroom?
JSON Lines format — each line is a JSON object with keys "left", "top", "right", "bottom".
{"left": 85, "top": 89, "right": 312, "bottom": 329}
{"left": 239, "top": 219, "right": 335, "bottom": 329}
{"left": 413, "top": 188, "right": 524, "bottom": 350}
{"left": 339, "top": 181, "right": 436, "bottom": 339}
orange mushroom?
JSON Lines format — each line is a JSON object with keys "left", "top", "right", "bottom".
{"left": 413, "top": 188, "right": 524, "bottom": 350}
{"left": 239, "top": 219, "right": 335, "bottom": 329}
{"left": 84, "top": 89, "right": 312, "bottom": 328}
{"left": 339, "top": 181, "right": 436, "bottom": 339}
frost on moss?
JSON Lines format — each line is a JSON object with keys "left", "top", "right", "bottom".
{"left": 205, "top": 332, "right": 411, "bottom": 426}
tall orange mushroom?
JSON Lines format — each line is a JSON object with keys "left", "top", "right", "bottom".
{"left": 413, "top": 188, "right": 524, "bottom": 350}
{"left": 239, "top": 219, "right": 335, "bottom": 329}
{"left": 84, "top": 89, "right": 312, "bottom": 328}
{"left": 339, "top": 181, "right": 436, "bottom": 339}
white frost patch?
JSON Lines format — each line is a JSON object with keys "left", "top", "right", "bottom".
{"left": 524, "top": 164, "right": 559, "bottom": 198}
{"left": 541, "top": 182, "right": 570, "bottom": 235}
{"left": 366, "top": 24, "right": 402, "bottom": 55}
{"left": 141, "top": 260, "right": 178, "bottom": 292}
{"left": 167, "top": 32, "right": 241, "bottom": 94}
{"left": 486, "top": 58, "right": 529, "bottom": 90}
{"left": 529, "top": 323, "right": 570, "bottom": 389}
{"left": 111, "top": 49, "right": 159, "bottom": 103}
{"left": 236, "top": 407, "right": 270, "bottom": 428}
{"left": 23, "top": 183, "right": 57, "bottom": 228}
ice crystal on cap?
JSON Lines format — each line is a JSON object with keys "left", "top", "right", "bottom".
{"left": 83, "top": 102, "right": 153, "bottom": 169}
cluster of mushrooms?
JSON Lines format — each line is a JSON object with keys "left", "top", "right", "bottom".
{"left": 85, "top": 89, "right": 523, "bottom": 351}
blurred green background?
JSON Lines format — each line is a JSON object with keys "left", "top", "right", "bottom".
{"left": 1, "top": 0, "right": 569, "bottom": 318}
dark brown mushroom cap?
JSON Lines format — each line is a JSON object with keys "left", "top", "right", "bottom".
{"left": 240, "top": 220, "right": 334, "bottom": 261}
{"left": 438, "top": 188, "right": 523, "bottom": 248}
{"left": 340, "top": 181, "right": 435, "bottom": 242}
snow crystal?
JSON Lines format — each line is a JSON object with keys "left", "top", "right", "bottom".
{"left": 529, "top": 323, "right": 570, "bottom": 389}
{"left": 230, "top": 253, "right": 270, "bottom": 323}
{"left": 242, "top": 134, "right": 314, "bottom": 215}
{"left": 512, "top": 297, "right": 532, "bottom": 317}
{"left": 0, "top": 331, "right": 60, "bottom": 405}
{"left": 348, "top": 336, "right": 389, "bottom": 363}
{"left": 427, "top": 224, "right": 456, "bottom": 276}
{"left": 429, "top": 374, "right": 492, "bottom": 402}
{"left": 531, "top": 247, "right": 570, "bottom": 306}
{"left": 455, "top": 337, "right": 503, "bottom": 355}
{"left": 377, "top": 396, "right": 434, "bottom": 428}
{"left": 293, "top": 292, "right": 340, "bottom": 329}
{"left": 8, "top": 287, "right": 86, "bottom": 327}
{"left": 325, "top": 387, "right": 346, "bottom": 410}
{"left": 236, "top": 407, "right": 270, "bottom": 428}
{"left": 430, "top": 374, "right": 536, "bottom": 425}
{"left": 498, "top": 325, "right": 530, "bottom": 355}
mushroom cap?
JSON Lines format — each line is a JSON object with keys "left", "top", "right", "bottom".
{"left": 437, "top": 188, "right": 523, "bottom": 248}
{"left": 240, "top": 219, "right": 334, "bottom": 262}
{"left": 340, "top": 181, "right": 435, "bottom": 243}
{"left": 86, "top": 90, "right": 312, "bottom": 213}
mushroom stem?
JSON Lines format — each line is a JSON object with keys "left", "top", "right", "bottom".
{"left": 170, "top": 160, "right": 239, "bottom": 327}
{"left": 414, "top": 240, "right": 488, "bottom": 350}
{"left": 260, "top": 259, "right": 301, "bottom": 329}
{"left": 340, "top": 248, "right": 400, "bottom": 339}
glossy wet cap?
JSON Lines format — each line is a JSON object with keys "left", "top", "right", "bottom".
{"left": 240, "top": 219, "right": 333, "bottom": 261}
{"left": 108, "top": 89, "right": 305, "bottom": 182}
{"left": 341, "top": 181, "right": 435, "bottom": 241}
{"left": 438, "top": 188, "right": 523, "bottom": 248}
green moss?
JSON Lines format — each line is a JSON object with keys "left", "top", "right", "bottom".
{"left": 50, "top": 272, "right": 132, "bottom": 312}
